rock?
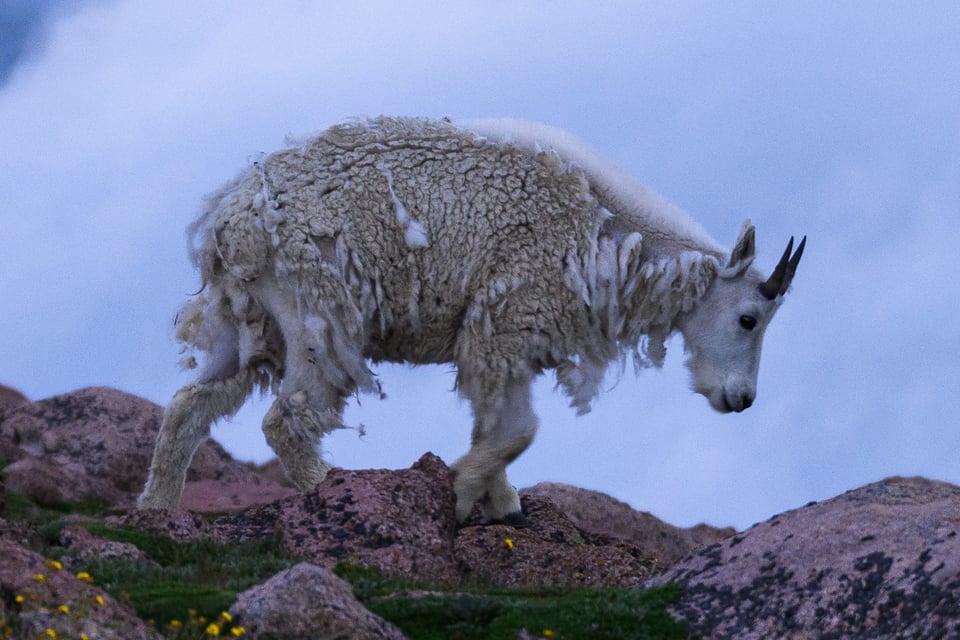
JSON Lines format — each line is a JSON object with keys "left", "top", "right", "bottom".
{"left": 0, "top": 387, "right": 287, "bottom": 510}
{"left": 107, "top": 508, "right": 217, "bottom": 543}
{"left": 4, "top": 455, "right": 125, "bottom": 508}
{"left": 455, "top": 494, "right": 655, "bottom": 588}
{"left": 9, "top": 387, "right": 960, "bottom": 637}
{"left": 229, "top": 452, "right": 461, "bottom": 584}
{"left": 0, "top": 516, "right": 41, "bottom": 549}
{"left": 648, "top": 476, "right": 960, "bottom": 639}
{"left": 0, "top": 383, "right": 28, "bottom": 418}
{"left": 0, "top": 384, "right": 29, "bottom": 464}
{"left": 522, "top": 482, "right": 735, "bottom": 566}
{"left": 0, "top": 387, "right": 163, "bottom": 494}
{"left": 180, "top": 477, "right": 297, "bottom": 513}
{"left": 248, "top": 457, "right": 293, "bottom": 487}
{"left": 0, "top": 538, "right": 162, "bottom": 640}
{"left": 138, "top": 455, "right": 662, "bottom": 589}
{"left": 59, "top": 525, "right": 153, "bottom": 566}
{"left": 229, "top": 562, "right": 407, "bottom": 640}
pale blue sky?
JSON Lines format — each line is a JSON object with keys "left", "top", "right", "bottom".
{"left": 2, "top": 1, "right": 958, "bottom": 529}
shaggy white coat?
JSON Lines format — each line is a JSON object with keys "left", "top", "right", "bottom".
{"left": 139, "top": 116, "right": 738, "bottom": 520}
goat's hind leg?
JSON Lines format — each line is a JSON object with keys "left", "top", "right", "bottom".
{"left": 261, "top": 385, "right": 345, "bottom": 492}
{"left": 138, "top": 331, "right": 254, "bottom": 510}
{"left": 252, "top": 273, "right": 360, "bottom": 493}
{"left": 138, "top": 375, "right": 253, "bottom": 510}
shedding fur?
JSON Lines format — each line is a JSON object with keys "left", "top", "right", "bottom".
{"left": 139, "top": 116, "right": 801, "bottom": 522}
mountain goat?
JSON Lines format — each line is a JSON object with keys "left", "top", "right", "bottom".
{"left": 138, "top": 116, "right": 805, "bottom": 523}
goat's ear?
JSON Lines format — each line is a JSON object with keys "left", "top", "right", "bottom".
{"left": 720, "top": 219, "right": 756, "bottom": 278}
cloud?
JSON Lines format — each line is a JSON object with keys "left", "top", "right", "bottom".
{"left": 0, "top": 0, "right": 55, "bottom": 83}
{"left": 0, "top": 1, "right": 108, "bottom": 86}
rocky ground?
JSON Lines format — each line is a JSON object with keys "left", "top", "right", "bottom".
{"left": 2, "top": 385, "right": 958, "bottom": 638}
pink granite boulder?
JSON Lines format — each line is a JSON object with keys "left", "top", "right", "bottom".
{"left": 0, "top": 384, "right": 28, "bottom": 418}
{"left": 0, "top": 387, "right": 288, "bottom": 511}
{"left": 268, "top": 452, "right": 459, "bottom": 584}
{"left": 229, "top": 562, "right": 407, "bottom": 639}
{"left": 648, "top": 476, "right": 960, "bottom": 639}
{"left": 455, "top": 494, "right": 656, "bottom": 588}
{"left": 522, "top": 482, "right": 734, "bottom": 566}
{"left": 0, "top": 538, "right": 162, "bottom": 639}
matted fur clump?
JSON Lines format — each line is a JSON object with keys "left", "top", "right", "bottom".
{"left": 140, "top": 116, "right": 803, "bottom": 523}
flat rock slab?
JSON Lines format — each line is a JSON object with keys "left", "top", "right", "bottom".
{"left": 648, "top": 476, "right": 960, "bottom": 639}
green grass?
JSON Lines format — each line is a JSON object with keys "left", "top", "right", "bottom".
{"left": 2, "top": 487, "right": 289, "bottom": 630}
{"left": 3, "top": 491, "right": 687, "bottom": 640}
{"left": 335, "top": 563, "right": 687, "bottom": 640}
{"left": 3, "top": 488, "right": 107, "bottom": 527}
{"left": 67, "top": 525, "right": 293, "bottom": 627}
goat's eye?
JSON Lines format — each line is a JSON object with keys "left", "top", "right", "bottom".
{"left": 739, "top": 315, "right": 758, "bottom": 330}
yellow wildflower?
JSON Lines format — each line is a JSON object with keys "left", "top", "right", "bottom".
{"left": 220, "top": 611, "right": 233, "bottom": 622}
{"left": 504, "top": 538, "right": 514, "bottom": 550}
{"left": 14, "top": 595, "right": 24, "bottom": 604}
{"left": 76, "top": 571, "right": 94, "bottom": 583}
{"left": 230, "top": 627, "right": 246, "bottom": 637}
{"left": 45, "top": 559, "right": 63, "bottom": 571}
{"left": 95, "top": 595, "right": 105, "bottom": 606}
{"left": 543, "top": 630, "right": 556, "bottom": 639}
{"left": 206, "top": 622, "right": 221, "bottom": 636}
{"left": 169, "top": 620, "right": 183, "bottom": 629}
{"left": 58, "top": 605, "right": 69, "bottom": 614}
{"left": 45, "top": 630, "right": 57, "bottom": 639}
{"left": 33, "top": 574, "right": 46, "bottom": 583}
{"left": 81, "top": 635, "right": 88, "bottom": 640}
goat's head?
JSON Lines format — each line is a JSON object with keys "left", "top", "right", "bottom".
{"left": 676, "top": 220, "right": 805, "bottom": 413}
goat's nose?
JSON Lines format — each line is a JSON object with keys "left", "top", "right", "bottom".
{"left": 741, "top": 392, "right": 755, "bottom": 410}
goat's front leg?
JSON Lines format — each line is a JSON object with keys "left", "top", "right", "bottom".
{"left": 452, "top": 372, "right": 538, "bottom": 524}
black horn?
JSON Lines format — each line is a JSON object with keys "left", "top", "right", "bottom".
{"left": 758, "top": 236, "right": 806, "bottom": 299}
